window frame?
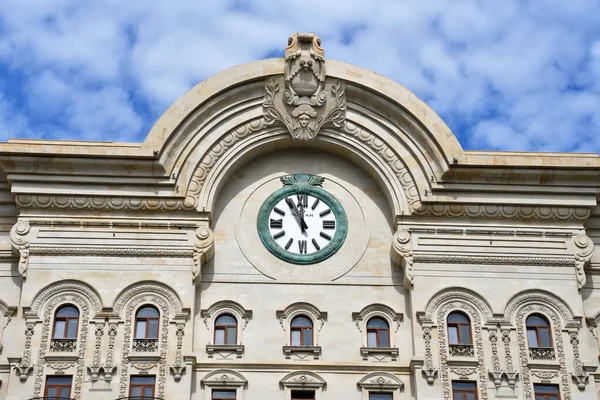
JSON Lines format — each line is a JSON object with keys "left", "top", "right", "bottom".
{"left": 212, "top": 389, "right": 237, "bottom": 400}
{"left": 533, "top": 384, "right": 560, "bottom": 400}
{"left": 447, "top": 311, "right": 473, "bottom": 345}
{"left": 291, "top": 389, "right": 316, "bottom": 399}
{"left": 452, "top": 380, "right": 478, "bottom": 400}
{"left": 366, "top": 316, "right": 390, "bottom": 348}
{"left": 526, "top": 314, "right": 553, "bottom": 348}
{"left": 129, "top": 375, "right": 156, "bottom": 398}
{"left": 52, "top": 304, "right": 80, "bottom": 339}
{"left": 44, "top": 375, "right": 73, "bottom": 398}
{"left": 134, "top": 305, "right": 160, "bottom": 340}
{"left": 290, "top": 314, "right": 314, "bottom": 346}
{"left": 214, "top": 313, "right": 238, "bottom": 345}
{"left": 368, "top": 393, "right": 393, "bottom": 400}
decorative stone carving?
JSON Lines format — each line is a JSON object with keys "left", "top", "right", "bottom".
{"left": 30, "top": 246, "right": 193, "bottom": 257}
{"left": 193, "top": 223, "right": 215, "bottom": 285}
{"left": 502, "top": 290, "right": 579, "bottom": 329}
{"left": 280, "top": 371, "right": 326, "bottom": 390}
{"left": 27, "top": 279, "right": 103, "bottom": 319}
{"left": 132, "top": 338, "right": 158, "bottom": 352}
{"left": 201, "top": 369, "right": 248, "bottom": 390}
{"left": 488, "top": 331, "right": 503, "bottom": 388}
{"left": 451, "top": 367, "right": 477, "bottom": 379}
{"left": 515, "top": 304, "right": 571, "bottom": 400}
{"left": 529, "top": 347, "right": 555, "bottom": 360}
{"left": 10, "top": 220, "right": 31, "bottom": 278}
{"left": 113, "top": 281, "right": 185, "bottom": 318}
{"left": 531, "top": 370, "right": 559, "bottom": 381}
{"left": 14, "top": 323, "right": 34, "bottom": 381}
{"left": 390, "top": 229, "right": 413, "bottom": 287}
{"left": 424, "top": 288, "right": 494, "bottom": 324}
{"left": 276, "top": 302, "right": 327, "bottom": 332}
{"left": 573, "top": 234, "right": 594, "bottom": 289}
{"left": 352, "top": 303, "right": 403, "bottom": 333}
{"left": 87, "top": 323, "right": 104, "bottom": 382}
{"left": 170, "top": 324, "right": 185, "bottom": 382}
{"left": 263, "top": 33, "right": 346, "bottom": 140}
{"left": 413, "top": 203, "right": 591, "bottom": 221}
{"left": 0, "top": 300, "right": 16, "bottom": 352}
{"left": 569, "top": 332, "right": 589, "bottom": 390}
{"left": 502, "top": 330, "right": 518, "bottom": 389}
{"left": 50, "top": 338, "right": 77, "bottom": 352}
{"left": 102, "top": 323, "right": 118, "bottom": 382}
{"left": 413, "top": 254, "right": 575, "bottom": 266}
{"left": 357, "top": 371, "right": 404, "bottom": 391}
{"left": 449, "top": 344, "right": 475, "bottom": 357}
{"left": 421, "top": 327, "right": 438, "bottom": 384}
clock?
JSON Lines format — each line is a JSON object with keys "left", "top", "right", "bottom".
{"left": 257, "top": 174, "right": 348, "bottom": 264}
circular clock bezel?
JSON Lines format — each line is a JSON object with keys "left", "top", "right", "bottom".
{"left": 257, "top": 185, "right": 348, "bottom": 265}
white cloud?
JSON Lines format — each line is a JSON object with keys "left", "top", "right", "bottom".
{"left": 0, "top": 0, "right": 598, "bottom": 153}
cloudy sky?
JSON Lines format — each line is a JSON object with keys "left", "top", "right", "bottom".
{"left": 0, "top": 1, "right": 599, "bottom": 153}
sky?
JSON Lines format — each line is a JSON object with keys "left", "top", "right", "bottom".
{"left": 0, "top": 1, "right": 599, "bottom": 153}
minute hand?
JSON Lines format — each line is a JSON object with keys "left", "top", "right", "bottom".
{"left": 285, "top": 198, "right": 308, "bottom": 231}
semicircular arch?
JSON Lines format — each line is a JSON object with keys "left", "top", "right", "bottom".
{"left": 27, "top": 279, "right": 103, "bottom": 318}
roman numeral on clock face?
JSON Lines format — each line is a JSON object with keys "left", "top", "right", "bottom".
{"left": 298, "top": 240, "right": 307, "bottom": 254}
{"left": 323, "top": 220, "right": 335, "bottom": 229}
{"left": 297, "top": 194, "right": 308, "bottom": 208}
{"left": 270, "top": 218, "right": 283, "bottom": 229}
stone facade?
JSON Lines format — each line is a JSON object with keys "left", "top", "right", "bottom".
{"left": 0, "top": 32, "right": 599, "bottom": 400}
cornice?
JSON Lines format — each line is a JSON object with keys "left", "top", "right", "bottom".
{"left": 413, "top": 254, "right": 575, "bottom": 265}
{"left": 28, "top": 246, "right": 193, "bottom": 257}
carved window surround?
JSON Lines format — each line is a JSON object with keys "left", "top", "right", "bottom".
{"left": 132, "top": 338, "right": 159, "bottom": 353}
{"left": 528, "top": 347, "right": 555, "bottom": 361}
{"left": 527, "top": 359, "right": 561, "bottom": 371}
{"left": 357, "top": 371, "right": 404, "bottom": 400}
{"left": 277, "top": 302, "right": 327, "bottom": 360}
{"left": 352, "top": 303, "right": 402, "bottom": 361}
{"left": 448, "top": 344, "right": 475, "bottom": 358}
{"left": 49, "top": 338, "right": 78, "bottom": 353}
{"left": 280, "top": 371, "right": 326, "bottom": 400}
{"left": 201, "top": 300, "right": 252, "bottom": 358}
{"left": 201, "top": 369, "right": 247, "bottom": 400}
{"left": 126, "top": 354, "right": 162, "bottom": 375}
{"left": 44, "top": 354, "right": 79, "bottom": 375}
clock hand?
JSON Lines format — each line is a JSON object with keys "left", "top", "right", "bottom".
{"left": 285, "top": 197, "right": 304, "bottom": 230}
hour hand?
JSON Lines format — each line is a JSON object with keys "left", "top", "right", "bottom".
{"left": 285, "top": 198, "right": 308, "bottom": 231}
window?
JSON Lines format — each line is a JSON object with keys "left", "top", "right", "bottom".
{"left": 215, "top": 314, "right": 237, "bottom": 345}
{"left": 369, "top": 394, "right": 393, "bottom": 400}
{"left": 212, "top": 389, "right": 236, "bottom": 399}
{"left": 291, "top": 390, "right": 315, "bottom": 399}
{"left": 290, "top": 315, "right": 313, "bottom": 346}
{"left": 129, "top": 375, "right": 155, "bottom": 397}
{"left": 45, "top": 375, "right": 72, "bottom": 398}
{"left": 447, "top": 312, "right": 472, "bottom": 345}
{"left": 367, "top": 317, "right": 390, "bottom": 347}
{"left": 135, "top": 306, "right": 159, "bottom": 339}
{"left": 534, "top": 384, "right": 560, "bottom": 400}
{"left": 52, "top": 305, "right": 79, "bottom": 339}
{"left": 452, "top": 381, "right": 478, "bottom": 400}
{"left": 526, "top": 315, "right": 552, "bottom": 348}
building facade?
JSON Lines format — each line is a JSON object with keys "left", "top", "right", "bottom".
{"left": 0, "top": 33, "right": 599, "bottom": 400}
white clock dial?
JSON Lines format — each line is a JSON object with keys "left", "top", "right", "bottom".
{"left": 267, "top": 194, "right": 337, "bottom": 255}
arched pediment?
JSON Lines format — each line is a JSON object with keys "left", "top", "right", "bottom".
{"left": 26, "top": 279, "right": 103, "bottom": 319}
{"left": 142, "top": 52, "right": 464, "bottom": 218}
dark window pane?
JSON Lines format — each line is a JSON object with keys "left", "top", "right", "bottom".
{"left": 291, "top": 316, "right": 312, "bottom": 327}
{"left": 215, "top": 328, "right": 225, "bottom": 344}
{"left": 452, "top": 381, "right": 476, "bottom": 390}
{"left": 303, "top": 328, "right": 313, "bottom": 346}
{"left": 56, "top": 306, "right": 79, "bottom": 317}
{"left": 453, "top": 393, "right": 462, "bottom": 400}
{"left": 226, "top": 327, "right": 236, "bottom": 344}
{"left": 367, "top": 331, "right": 377, "bottom": 347}
{"left": 291, "top": 390, "right": 315, "bottom": 399}
{"left": 60, "top": 387, "right": 71, "bottom": 397}
{"left": 143, "top": 386, "right": 154, "bottom": 396}
{"left": 137, "top": 306, "right": 159, "bottom": 318}
{"left": 539, "top": 328, "right": 551, "bottom": 347}
{"left": 527, "top": 329, "right": 539, "bottom": 347}
{"left": 213, "top": 389, "right": 237, "bottom": 398}
{"left": 131, "top": 387, "right": 141, "bottom": 397}
{"left": 47, "top": 387, "right": 57, "bottom": 397}
{"left": 527, "top": 315, "right": 549, "bottom": 327}
{"left": 379, "top": 330, "right": 389, "bottom": 347}
{"left": 216, "top": 314, "right": 237, "bottom": 326}
{"left": 148, "top": 319, "right": 159, "bottom": 338}
{"left": 47, "top": 376, "right": 73, "bottom": 385}
{"left": 370, "top": 393, "right": 393, "bottom": 400}
{"left": 460, "top": 325, "right": 471, "bottom": 344}
{"left": 448, "top": 313, "right": 469, "bottom": 323}
{"left": 54, "top": 320, "right": 66, "bottom": 338}
{"left": 67, "top": 319, "right": 78, "bottom": 338}
{"left": 367, "top": 317, "right": 388, "bottom": 329}
{"left": 448, "top": 326, "right": 459, "bottom": 344}
{"left": 131, "top": 376, "right": 156, "bottom": 384}
{"left": 467, "top": 393, "right": 475, "bottom": 400}
{"left": 534, "top": 384, "right": 559, "bottom": 393}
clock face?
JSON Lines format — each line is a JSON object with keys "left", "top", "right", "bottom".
{"left": 267, "top": 194, "right": 337, "bottom": 255}
{"left": 257, "top": 174, "right": 347, "bottom": 265}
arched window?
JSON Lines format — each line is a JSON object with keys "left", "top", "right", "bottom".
{"left": 135, "top": 306, "right": 159, "bottom": 339}
{"left": 366, "top": 317, "right": 390, "bottom": 347}
{"left": 291, "top": 315, "right": 313, "bottom": 346}
{"left": 447, "top": 312, "right": 472, "bottom": 345}
{"left": 52, "top": 305, "right": 79, "bottom": 339}
{"left": 526, "top": 314, "right": 552, "bottom": 348}
{"left": 214, "top": 314, "right": 237, "bottom": 345}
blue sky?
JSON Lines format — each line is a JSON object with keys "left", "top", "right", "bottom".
{"left": 0, "top": 0, "right": 599, "bottom": 153}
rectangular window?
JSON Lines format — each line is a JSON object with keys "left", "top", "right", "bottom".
{"left": 370, "top": 393, "right": 393, "bottom": 400}
{"left": 534, "top": 384, "right": 560, "bottom": 400}
{"left": 45, "top": 375, "right": 72, "bottom": 398}
{"left": 213, "top": 389, "right": 237, "bottom": 399}
{"left": 459, "top": 325, "right": 471, "bottom": 344}
{"left": 54, "top": 320, "right": 66, "bottom": 338}
{"left": 67, "top": 319, "right": 78, "bottom": 338}
{"left": 291, "top": 390, "right": 315, "bottom": 399}
{"left": 130, "top": 375, "right": 156, "bottom": 397}
{"left": 452, "top": 381, "right": 477, "bottom": 400}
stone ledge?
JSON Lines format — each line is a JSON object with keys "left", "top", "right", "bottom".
{"left": 360, "top": 346, "right": 399, "bottom": 361}
{"left": 206, "top": 344, "right": 245, "bottom": 358}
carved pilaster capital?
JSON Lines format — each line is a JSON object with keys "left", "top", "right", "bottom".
{"left": 10, "top": 220, "right": 31, "bottom": 279}
{"left": 573, "top": 234, "right": 594, "bottom": 289}
{"left": 390, "top": 229, "right": 413, "bottom": 288}
{"left": 193, "top": 223, "right": 215, "bottom": 286}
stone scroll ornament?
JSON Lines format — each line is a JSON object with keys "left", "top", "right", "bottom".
{"left": 390, "top": 229, "right": 414, "bottom": 288}
{"left": 192, "top": 223, "right": 215, "bottom": 286}
{"left": 573, "top": 234, "right": 594, "bottom": 289}
{"left": 263, "top": 32, "right": 346, "bottom": 140}
{"left": 10, "top": 220, "right": 31, "bottom": 278}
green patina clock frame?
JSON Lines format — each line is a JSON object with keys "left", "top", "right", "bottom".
{"left": 257, "top": 174, "right": 348, "bottom": 264}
